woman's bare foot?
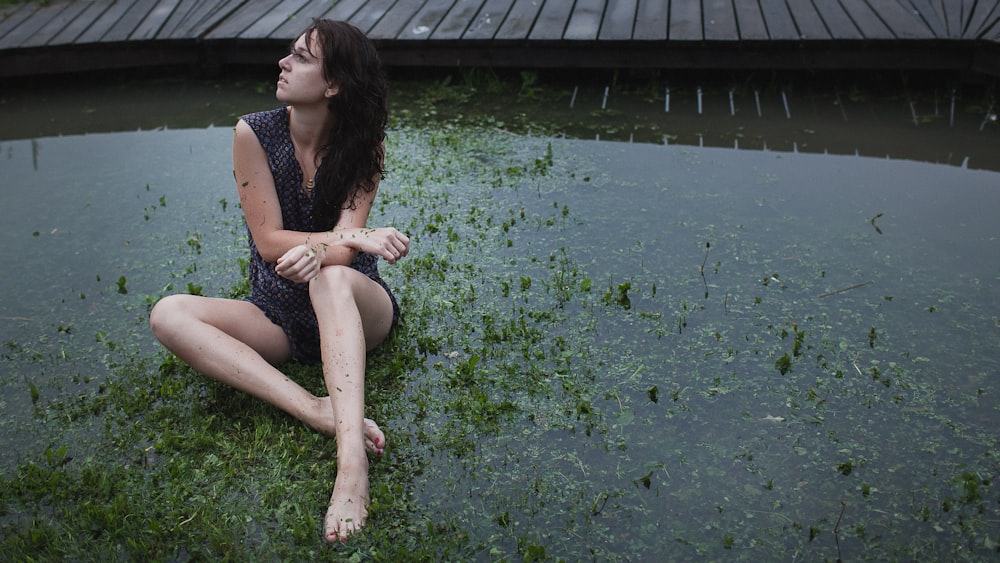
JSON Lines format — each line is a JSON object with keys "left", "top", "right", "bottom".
{"left": 307, "top": 397, "right": 386, "bottom": 455}
{"left": 360, "top": 418, "right": 386, "bottom": 455}
{"left": 324, "top": 456, "right": 370, "bottom": 543}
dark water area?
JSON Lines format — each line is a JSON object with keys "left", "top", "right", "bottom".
{"left": 1, "top": 71, "right": 998, "bottom": 559}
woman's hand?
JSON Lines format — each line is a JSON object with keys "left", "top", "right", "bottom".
{"left": 339, "top": 227, "right": 410, "bottom": 264}
{"left": 275, "top": 244, "right": 323, "bottom": 283}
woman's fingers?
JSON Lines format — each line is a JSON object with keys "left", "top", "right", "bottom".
{"left": 381, "top": 229, "right": 409, "bottom": 263}
{"left": 276, "top": 245, "right": 320, "bottom": 282}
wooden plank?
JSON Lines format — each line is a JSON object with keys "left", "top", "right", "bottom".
{"left": 811, "top": 1, "right": 861, "bottom": 39}
{"left": 249, "top": 0, "right": 312, "bottom": 39}
{"left": 904, "top": 0, "right": 946, "bottom": 38}
{"left": 101, "top": 1, "right": 158, "bottom": 42}
{"left": 669, "top": 0, "right": 703, "bottom": 40}
{"left": 368, "top": 0, "right": 425, "bottom": 38}
{"left": 205, "top": 0, "right": 283, "bottom": 39}
{"left": 757, "top": 0, "right": 799, "bottom": 39}
{"left": 978, "top": 1, "right": 1000, "bottom": 39}
{"left": 462, "top": 0, "right": 513, "bottom": 39}
{"left": 23, "top": 0, "right": 92, "bottom": 47}
{"left": 940, "top": 0, "right": 964, "bottom": 38}
{"left": 495, "top": 0, "right": 543, "bottom": 39}
{"left": 565, "top": 0, "right": 606, "bottom": 40}
{"left": 131, "top": 0, "right": 183, "bottom": 40}
{"left": 528, "top": 0, "right": 573, "bottom": 40}
{"left": 239, "top": 0, "right": 310, "bottom": 38}
{"left": 348, "top": 0, "right": 399, "bottom": 35}
{"left": 837, "top": 0, "right": 893, "bottom": 39}
{"left": 186, "top": 1, "right": 233, "bottom": 38}
{"left": 942, "top": 0, "right": 963, "bottom": 37}
{"left": 50, "top": 0, "right": 114, "bottom": 44}
{"left": 76, "top": 0, "right": 137, "bottom": 42}
{"left": 431, "top": 0, "right": 485, "bottom": 39}
{"left": 187, "top": 0, "right": 250, "bottom": 37}
{"left": 0, "top": 0, "right": 72, "bottom": 49}
{"left": 785, "top": 1, "right": 831, "bottom": 39}
{"left": 703, "top": 0, "right": 738, "bottom": 40}
{"left": 963, "top": 0, "right": 1000, "bottom": 38}
{"left": 633, "top": 0, "right": 667, "bottom": 39}
{"left": 0, "top": 3, "right": 34, "bottom": 42}
{"left": 598, "top": 0, "right": 634, "bottom": 40}
{"left": 404, "top": 0, "right": 458, "bottom": 40}
{"left": 863, "top": 0, "right": 934, "bottom": 39}
{"left": 987, "top": 21, "right": 1000, "bottom": 41}
{"left": 733, "top": 0, "right": 769, "bottom": 40}
{"left": 321, "top": 0, "right": 367, "bottom": 22}
{"left": 270, "top": 0, "right": 337, "bottom": 39}
{"left": 155, "top": 0, "right": 199, "bottom": 38}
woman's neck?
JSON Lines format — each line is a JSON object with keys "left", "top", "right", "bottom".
{"left": 287, "top": 105, "right": 333, "bottom": 154}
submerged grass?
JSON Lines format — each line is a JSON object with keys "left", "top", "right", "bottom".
{"left": 2, "top": 79, "right": 999, "bottom": 561}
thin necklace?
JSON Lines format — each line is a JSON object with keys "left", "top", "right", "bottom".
{"left": 289, "top": 127, "right": 315, "bottom": 192}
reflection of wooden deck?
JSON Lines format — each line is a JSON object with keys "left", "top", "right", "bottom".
{"left": 1, "top": 0, "right": 999, "bottom": 77}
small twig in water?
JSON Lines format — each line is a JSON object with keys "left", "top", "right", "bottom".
{"left": 700, "top": 242, "right": 711, "bottom": 273}
{"left": 833, "top": 499, "right": 847, "bottom": 562}
{"left": 869, "top": 212, "right": 884, "bottom": 234}
{"left": 567, "top": 453, "right": 588, "bottom": 477}
{"left": 851, "top": 351, "right": 864, "bottom": 377}
{"left": 833, "top": 499, "right": 846, "bottom": 533}
{"left": 818, "top": 281, "right": 872, "bottom": 299}
{"left": 591, "top": 493, "right": 610, "bottom": 516}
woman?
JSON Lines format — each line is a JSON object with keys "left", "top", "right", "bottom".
{"left": 149, "top": 19, "right": 409, "bottom": 543}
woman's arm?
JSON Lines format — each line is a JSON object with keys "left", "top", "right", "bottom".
{"left": 233, "top": 119, "right": 408, "bottom": 283}
{"left": 324, "top": 186, "right": 410, "bottom": 264}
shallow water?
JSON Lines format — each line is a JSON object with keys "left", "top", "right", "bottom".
{"left": 0, "top": 128, "right": 245, "bottom": 461}
{"left": 1, "top": 76, "right": 998, "bottom": 559}
{"left": 389, "top": 133, "right": 1000, "bottom": 559}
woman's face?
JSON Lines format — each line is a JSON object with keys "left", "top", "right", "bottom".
{"left": 276, "top": 32, "right": 337, "bottom": 105}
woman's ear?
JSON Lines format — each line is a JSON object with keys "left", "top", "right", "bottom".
{"left": 325, "top": 83, "right": 340, "bottom": 98}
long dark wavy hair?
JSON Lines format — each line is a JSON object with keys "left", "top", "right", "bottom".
{"left": 304, "top": 19, "right": 388, "bottom": 231}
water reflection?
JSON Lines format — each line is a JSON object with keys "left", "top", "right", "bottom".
{"left": 3, "top": 74, "right": 998, "bottom": 170}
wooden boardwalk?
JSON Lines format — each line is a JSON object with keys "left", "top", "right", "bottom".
{"left": 1, "top": 0, "right": 999, "bottom": 78}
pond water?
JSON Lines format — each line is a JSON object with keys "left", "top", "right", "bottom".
{"left": 1, "top": 75, "right": 998, "bottom": 560}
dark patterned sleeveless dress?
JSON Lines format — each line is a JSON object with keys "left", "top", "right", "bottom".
{"left": 242, "top": 107, "right": 399, "bottom": 364}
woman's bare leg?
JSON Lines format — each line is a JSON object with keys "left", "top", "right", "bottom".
{"left": 308, "top": 266, "right": 395, "bottom": 543}
{"left": 148, "top": 295, "right": 386, "bottom": 451}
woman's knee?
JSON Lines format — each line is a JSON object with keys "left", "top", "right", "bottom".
{"left": 309, "top": 265, "right": 358, "bottom": 303}
{"left": 148, "top": 294, "right": 196, "bottom": 340}
{"left": 310, "top": 266, "right": 393, "bottom": 347}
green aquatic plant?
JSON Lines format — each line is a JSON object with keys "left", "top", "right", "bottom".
{"left": 602, "top": 280, "right": 632, "bottom": 309}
